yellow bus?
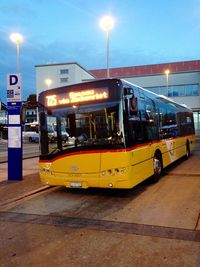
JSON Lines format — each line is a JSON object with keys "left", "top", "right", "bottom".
{"left": 38, "top": 79, "right": 195, "bottom": 189}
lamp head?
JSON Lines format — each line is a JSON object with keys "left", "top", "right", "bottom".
{"left": 45, "top": 78, "right": 52, "bottom": 87}
{"left": 10, "top": 33, "right": 23, "bottom": 44}
{"left": 100, "top": 16, "right": 114, "bottom": 31}
{"left": 165, "top": 69, "right": 170, "bottom": 75}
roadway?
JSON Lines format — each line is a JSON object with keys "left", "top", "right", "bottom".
{"left": 0, "top": 140, "right": 39, "bottom": 163}
{"left": 0, "top": 142, "right": 200, "bottom": 266}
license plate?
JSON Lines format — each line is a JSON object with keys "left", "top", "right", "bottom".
{"left": 70, "top": 182, "right": 82, "bottom": 188}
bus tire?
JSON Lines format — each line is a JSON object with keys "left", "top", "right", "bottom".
{"left": 185, "top": 141, "right": 190, "bottom": 160}
{"left": 152, "top": 152, "right": 163, "bottom": 183}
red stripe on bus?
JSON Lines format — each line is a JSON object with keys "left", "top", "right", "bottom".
{"left": 39, "top": 134, "right": 195, "bottom": 163}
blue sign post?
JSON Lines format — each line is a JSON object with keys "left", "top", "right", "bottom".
{"left": 7, "top": 74, "right": 23, "bottom": 181}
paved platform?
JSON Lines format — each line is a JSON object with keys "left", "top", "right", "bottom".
{"left": 0, "top": 157, "right": 39, "bottom": 183}
{"left": 0, "top": 146, "right": 200, "bottom": 267}
{"left": 0, "top": 221, "right": 199, "bottom": 267}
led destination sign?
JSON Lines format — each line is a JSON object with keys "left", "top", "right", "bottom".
{"left": 46, "top": 88, "right": 109, "bottom": 107}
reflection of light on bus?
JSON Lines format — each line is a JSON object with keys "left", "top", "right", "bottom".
{"left": 38, "top": 79, "right": 195, "bottom": 189}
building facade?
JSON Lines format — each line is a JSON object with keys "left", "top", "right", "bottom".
{"left": 35, "top": 60, "right": 200, "bottom": 136}
{"left": 25, "top": 108, "right": 37, "bottom": 123}
{"left": 35, "top": 62, "right": 95, "bottom": 96}
{"left": 90, "top": 60, "right": 200, "bottom": 136}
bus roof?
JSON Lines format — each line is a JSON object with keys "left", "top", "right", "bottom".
{"left": 38, "top": 78, "right": 193, "bottom": 112}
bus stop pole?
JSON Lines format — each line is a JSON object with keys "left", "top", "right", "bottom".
{"left": 7, "top": 34, "right": 23, "bottom": 181}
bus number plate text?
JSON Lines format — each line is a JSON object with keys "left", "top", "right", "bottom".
{"left": 70, "top": 182, "right": 82, "bottom": 188}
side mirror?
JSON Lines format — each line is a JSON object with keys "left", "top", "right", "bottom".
{"left": 39, "top": 112, "right": 46, "bottom": 127}
{"left": 47, "top": 109, "right": 52, "bottom": 115}
{"left": 129, "top": 97, "right": 138, "bottom": 115}
{"left": 39, "top": 111, "right": 49, "bottom": 154}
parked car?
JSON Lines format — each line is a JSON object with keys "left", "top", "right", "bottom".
{"left": 22, "top": 122, "right": 39, "bottom": 143}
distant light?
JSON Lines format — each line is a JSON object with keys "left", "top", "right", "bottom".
{"left": 165, "top": 69, "right": 170, "bottom": 75}
{"left": 10, "top": 33, "right": 23, "bottom": 44}
{"left": 45, "top": 78, "right": 52, "bottom": 88}
{"left": 100, "top": 16, "right": 114, "bottom": 31}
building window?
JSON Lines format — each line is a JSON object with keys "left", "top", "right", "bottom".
{"left": 185, "top": 85, "right": 199, "bottom": 96}
{"left": 145, "top": 84, "right": 199, "bottom": 97}
{"left": 60, "top": 69, "right": 69, "bottom": 75}
{"left": 60, "top": 78, "right": 68, "bottom": 83}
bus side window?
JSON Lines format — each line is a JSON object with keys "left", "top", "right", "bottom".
{"left": 145, "top": 99, "right": 159, "bottom": 141}
{"left": 128, "top": 120, "right": 148, "bottom": 145}
{"left": 129, "top": 97, "right": 138, "bottom": 115}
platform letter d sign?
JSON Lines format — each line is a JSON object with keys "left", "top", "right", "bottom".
{"left": 9, "top": 75, "right": 18, "bottom": 86}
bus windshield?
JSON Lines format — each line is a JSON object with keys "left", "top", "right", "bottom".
{"left": 44, "top": 102, "right": 125, "bottom": 155}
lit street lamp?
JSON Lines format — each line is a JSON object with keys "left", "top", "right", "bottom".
{"left": 10, "top": 33, "right": 23, "bottom": 75}
{"left": 100, "top": 15, "right": 114, "bottom": 78}
{"left": 45, "top": 78, "right": 52, "bottom": 89}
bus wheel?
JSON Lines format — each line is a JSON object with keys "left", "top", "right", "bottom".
{"left": 152, "top": 153, "right": 163, "bottom": 183}
{"left": 185, "top": 142, "right": 190, "bottom": 160}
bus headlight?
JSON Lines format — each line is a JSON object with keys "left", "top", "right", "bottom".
{"left": 120, "top": 167, "right": 126, "bottom": 174}
{"left": 40, "top": 167, "right": 55, "bottom": 176}
{"left": 101, "top": 167, "right": 126, "bottom": 176}
{"left": 107, "top": 169, "right": 112, "bottom": 175}
{"left": 114, "top": 168, "right": 119, "bottom": 174}
{"left": 101, "top": 170, "right": 106, "bottom": 176}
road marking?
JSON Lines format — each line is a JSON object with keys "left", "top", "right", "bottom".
{"left": 0, "top": 211, "right": 199, "bottom": 243}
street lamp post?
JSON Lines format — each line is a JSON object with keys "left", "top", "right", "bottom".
{"left": 165, "top": 69, "right": 170, "bottom": 93}
{"left": 10, "top": 33, "right": 23, "bottom": 75}
{"left": 8, "top": 33, "right": 23, "bottom": 181}
{"left": 100, "top": 16, "right": 114, "bottom": 78}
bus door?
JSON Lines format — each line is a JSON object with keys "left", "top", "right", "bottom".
{"left": 67, "top": 111, "right": 101, "bottom": 182}
{"left": 159, "top": 104, "right": 177, "bottom": 163}
{"left": 125, "top": 90, "right": 155, "bottom": 181}
{"left": 137, "top": 92, "right": 154, "bottom": 178}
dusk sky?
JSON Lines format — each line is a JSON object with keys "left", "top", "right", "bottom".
{"left": 0, "top": 0, "right": 200, "bottom": 102}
